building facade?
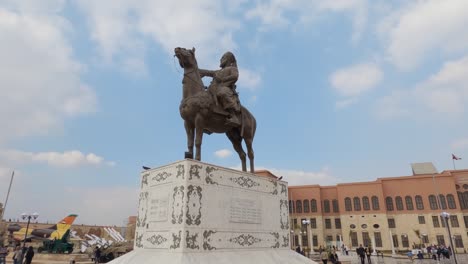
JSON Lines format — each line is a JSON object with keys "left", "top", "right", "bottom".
{"left": 288, "top": 169, "right": 468, "bottom": 253}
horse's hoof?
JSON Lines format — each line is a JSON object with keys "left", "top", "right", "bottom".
{"left": 185, "top": 152, "right": 193, "bottom": 159}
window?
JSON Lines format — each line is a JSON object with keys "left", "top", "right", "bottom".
{"left": 395, "top": 196, "right": 404, "bottom": 211}
{"left": 335, "top": 218, "right": 341, "bottom": 229}
{"left": 464, "top": 215, "right": 468, "bottom": 228}
{"left": 301, "top": 234, "right": 308, "bottom": 247}
{"left": 429, "top": 195, "right": 438, "bottom": 210}
{"left": 371, "top": 196, "right": 380, "bottom": 210}
{"left": 405, "top": 196, "right": 414, "bottom": 210}
{"left": 354, "top": 197, "right": 361, "bottom": 211}
{"left": 439, "top": 195, "right": 447, "bottom": 209}
{"left": 294, "top": 235, "right": 299, "bottom": 247}
{"left": 447, "top": 194, "right": 456, "bottom": 209}
{"left": 289, "top": 200, "right": 294, "bottom": 213}
{"left": 326, "top": 235, "right": 333, "bottom": 242}
{"left": 332, "top": 199, "right": 339, "bottom": 212}
{"left": 436, "top": 235, "right": 445, "bottom": 246}
{"left": 293, "top": 219, "right": 298, "bottom": 229}
{"left": 450, "top": 215, "right": 460, "bottom": 227}
{"left": 392, "top": 235, "right": 399, "bottom": 247}
{"left": 350, "top": 232, "right": 358, "bottom": 247}
{"left": 432, "top": 216, "right": 440, "bottom": 228}
{"left": 325, "top": 218, "right": 332, "bottom": 229}
{"left": 311, "top": 199, "right": 318, "bottom": 212}
{"left": 418, "top": 215, "right": 425, "bottom": 224}
{"left": 310, "top": 218, "right": 317, "bottom": 229}
{"left": 323, "top": 200, "right": 330, "bottom": 213}
{"left": 312, "top": 235, "right": 318, "bottom": 247}
{"left": 386, "top": 197, "right": 394, "bottom": 211}
{"left": 458, "top": 191, "right": 468, "bottom": 209}
{"left": 415, "top": 195, "right": 424, "bottom": 210}
{"left": 401, "top": 234, "right": 409, "bottom": 248}
{"left": 362, "top": 232, "right": 371, "bottom": 247}
{"left": 303, "top": 199, "right": 310, "bottom": 213}
{"left": 296, "top": 200, "right": 302, "bottom": 213}
{"left": 440, "top": 216, "right": 446, "bottom": 227}
{"left": 388, "top": 218, "right": 396, "bottom": 228}
{"left": 345, "top": 197, "right": 352, "bottom": 211}
{"left": 454, "top": 235, "right": 464, "bottom": 248}
{"left": 374, "top": 232, "right": 382, "bottom": 247}
{"left": 422, "top": 234, "right": 429, "bottom": 244}
{"left": 363, "top": 196, "right": 370, "bottom": 211}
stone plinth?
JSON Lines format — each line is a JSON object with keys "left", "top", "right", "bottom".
{"left": 109, "top": 159, "right": 315, "bottom": 264}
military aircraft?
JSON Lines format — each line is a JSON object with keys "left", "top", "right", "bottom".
{"left": 8, "top": 214, "right": 78, "bottom": 241}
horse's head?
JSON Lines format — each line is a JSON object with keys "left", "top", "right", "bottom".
{"left": 174, "top": 47, "right": 197, "bottom": 69}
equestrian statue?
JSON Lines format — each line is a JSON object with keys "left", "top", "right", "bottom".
{"left": 174, "top": 47, "right": 256, "bottom": 173}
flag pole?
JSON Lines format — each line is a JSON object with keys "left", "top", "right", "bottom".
{"left": 453, "top": 158, "right": 456, "bottom": 170}
{"left": 1, "top": 170, "right": 15, "bottom": 221}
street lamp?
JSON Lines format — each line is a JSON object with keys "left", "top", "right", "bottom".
{"left": 301, "top": 219, "right": 313, "bottom": 255}
{"left": 21, "top": 212, "right": 39, "bottom": 249}
{"left": 440, "top": 212, "right": 458, "bottom": 264}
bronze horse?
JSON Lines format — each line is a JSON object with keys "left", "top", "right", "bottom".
{"left": 174, "top": 47, "right": 256, "bottom": 173}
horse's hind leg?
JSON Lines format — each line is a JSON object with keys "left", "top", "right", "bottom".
{"left": 184, "top": 121, "right": 194, "bottom": 159}
{"left": 226, "top": 130, "right": 246, "bottom": 171}
{"left": 245, "top": 137, "right": 254, "bottom": 173}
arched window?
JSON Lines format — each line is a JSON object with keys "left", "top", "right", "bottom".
{"left": 310, "top": 199, "right": 317, "bottom": 212}
{"left": 415, "top": 195, "right": 424, "bottom": 210}
{"left": 429, "top": 195, "right": 438, "bottom": 210}
{"left": 362, "top": 196, "right": 370, "bottom": 211}
{"left": 395, "top": 196, "right": 403, "bottom": 211}
{"left": 464, "top": 192, "right": 468, "bottom": 209}
{"left": 457, "top": 192, "right": 466, "bottom": 209}
{"left": 439, "top": 195, "right": 447, "bottom": 209}
{"left": 345, "top": 197, "right": 352, "bottom": 211}
{"left": 289, "top": 200, "right": 294, "bottom": 213}
{"left": 405, "top": 196, "right": 414, "bottom": 210}
{"left": 386, "top": 197, "right": 394, "bottom": 211}
{"left": 303, "top": 199, "right": 310, "bottom": 213}
{"left": 296, "top": 200, "right": 302, "bottom": 213}
{"left": 371, "top": 196, "right": 380, "bottom": 210}
{"left": 353, "top": 197, "right": 361, "bottom": 211}
{"left": 323, "top": 200, "right": 330, "bottom": 213}
{"left": 332, "top": 199, "right": 339, "bottom": 212}
{"left": 447, "top": 194, "right": 456, "bottom": 209}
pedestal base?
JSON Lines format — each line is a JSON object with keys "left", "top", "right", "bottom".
{"left": 108, "top": 159, "right": 316, "bottom": 263}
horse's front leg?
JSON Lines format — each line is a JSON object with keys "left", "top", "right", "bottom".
{"left": 194, "top": 125, "right": 204, "bottom": 161}
{"left": 184, "top": 121, "right": 194, "bottom": 159}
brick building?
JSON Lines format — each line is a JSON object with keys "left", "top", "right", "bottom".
{"left": 288, "top": 165, "right": 468, "bottom": 253}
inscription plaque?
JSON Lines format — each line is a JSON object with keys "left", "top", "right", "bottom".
{"left": 149, "top": 194, "right": 169, "bottom": 222}
{"left": 230, "top": 198, "right": 262, "bottom": 224}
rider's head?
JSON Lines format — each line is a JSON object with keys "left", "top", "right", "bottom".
{"left": 220, "top": 51, "right": 237, "bottom": 68}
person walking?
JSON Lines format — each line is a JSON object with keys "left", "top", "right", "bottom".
{"left": 357, "top": 244, "right": 365, "bottom": 264}
{"left": 365, "top": 245, "right": 372, "bottom": 263}
{"left": 94, "top": 246, "right": 101, "bottom": 264}
{"left": 23, "top": 246, "right": 34, "bottom": 264}
{"left": 12, "top": 246, "right": 21, "bottom": 264}
{"left": 320, "top": 249, "right": 329, "bottom": 264}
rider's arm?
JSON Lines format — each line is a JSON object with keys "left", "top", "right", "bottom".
{"left": 199, "top": 69, "right": 215, "bottom": 78}
{"left": 217, "top": 67, "right": 239, "bottom": 84}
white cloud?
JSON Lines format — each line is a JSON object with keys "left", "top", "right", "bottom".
{"left": 75, "top": 0, "right": 241, "bottom": 72}
{"left": 330, "top": 63, "right": 383, "bottom": 98}
{"left": 253, "top": 166, "right": 338, "bottom": 186}
{"left": 380, "top": 0, "right": 468, "bottom": 71}
{"left": 238, "top": 68, "right": 262, "bottom": 90}
{"left": 246, "top": 0, "right": 368, "bottom": 42}
{"left": 0, "top": 150, "right": 114, "bottom": 167}
{"left": 214, "top": 149, "right": 232, "bottom": 159}
{"left": 335, "top": 98, "right": 358, "bottom": 110}
{"left": 376, "top": 55, "right": 468, "bottom": 118}
{"left": 0, "top": 6, "right": 96, "bottom": 143}
{"left": 452, "top": 138, "right": 468, "bottom": 151}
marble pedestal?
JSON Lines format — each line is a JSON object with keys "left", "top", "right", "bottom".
{"left": 109, "top": 159, "right": 315, "bottom": 264}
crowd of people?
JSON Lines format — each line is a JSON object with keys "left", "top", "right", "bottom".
{"left": 0, "top": 245, "right": 35, "bottom": 264}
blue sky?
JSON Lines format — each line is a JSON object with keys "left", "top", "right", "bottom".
{"left": 1, "top": 0, "right": 468, "bottom": 225}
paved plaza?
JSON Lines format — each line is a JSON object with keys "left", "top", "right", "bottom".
{"left": 311, "top": 254, "right": 468, "bottom": 264}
